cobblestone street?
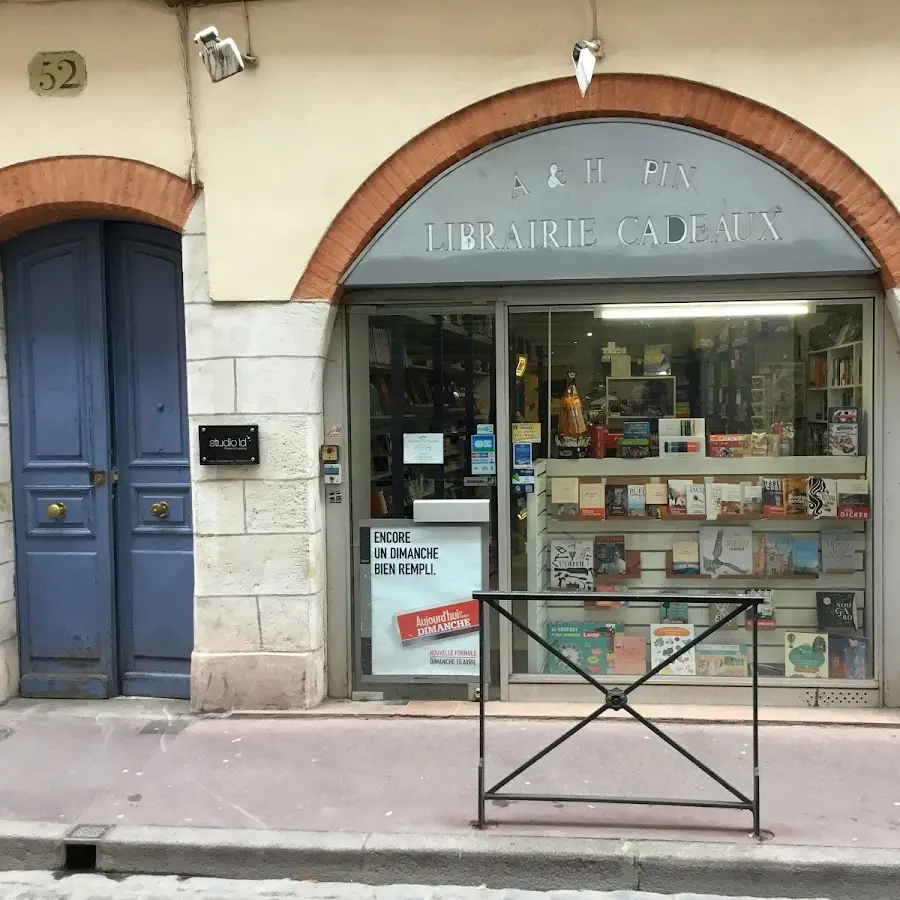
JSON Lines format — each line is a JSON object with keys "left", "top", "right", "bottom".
{"left": 0, "top": 875, "right": 826, "bottom": 900}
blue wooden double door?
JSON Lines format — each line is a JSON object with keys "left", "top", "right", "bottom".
{"left": 2, "top": 221, "right": 194, "bottom": 700}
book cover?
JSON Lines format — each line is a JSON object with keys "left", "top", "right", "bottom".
{"left": 837, "top": 479, "right": 870, "bottom": 520}
{"left": 613, "top": 635, "right": 646, "bottom": 675}
{"left": 700, "top": 526, "right": 753, "bottom": 576}
{"left": 745, "top": 589, "right": 776, "bottom": 630}
{"left": 627, "top": 484, "right": 647, "bottom": 517}
{"left": 687, "top": 483, "right": 707, "bottom": 516}
{"left": 605, "top": 484, "right": 628, "bottom": 517}
{"left": 696, "top": 644, "right": 749, "bottom": 677}
{"left": 645, "top": 482, "right": 668, "bottom": 505}
{"left": 828, "top": 634, "right": 869, "bottom": 679}
{"left": 549, "top": 539, "right": 595, "bottom": 591}
{"left": 708, "top": 600, "right": 743, "bottom": 631}
{"left": 579, "top": 481, "right": 606, "bottom": 517}
{"left": 545, "top": 622, "right": 611, "bottom": 675}
{"left": 816, "top": 591, "right": 857, "bottom": 632}
{"left": 551, "top": 477, "right": 580, "bottom": 505}
{"left": 785, "top": 632, "right": 829, "bottom": 678}
{"left": 719, "top": 483, "right": 743, "bottom": 516}
{"left": 594, "top": 535, "right": 628, "bottom": 576}
{"left": 649, "top": 623, "right": 696, "bottom": 675}
{"left": 672, "top": 540, "right": 700, "bottom": 575}
{"left": 792, "top": 536, "right": 820, "bottom": 576}
{"left": 667, "top": 479, "right": 689, "bottom": 514}
{"left": 761, "top": 477, "right": 785, "bottom": 516}
{"left": 784, "top": 477, "right": 809, "bottom": 516}
{"left": 659, "top": 600, "right": 690, "bottom": 623}
{"left": 742, "top": 483, "right": 763, "bottom": 515}
{"left": 704, "top": 483, "right": 722, "bottom": 519}
{"left": 762, "top": 533, "right": 793, "bottom": 576}
{"left": 827, "top": 407, "right": 859, "bottom": 457}
{"left": 752, "top": 533, "right": 766, "bottom": 575}
{"left": 821, "top": 529, "right": 856, "bottom": 574}
{"left": 807, "top": 477, "right": 837, "bottom": 518}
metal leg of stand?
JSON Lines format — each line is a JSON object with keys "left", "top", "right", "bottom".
{"left": 477, "top": 607, "right": 486, "bottom": 829}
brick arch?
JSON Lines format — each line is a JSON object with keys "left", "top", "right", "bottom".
{"left": 0, "top": 155, "right": 198, "bottom": 243}
{"left": 294, "top": 74, "right": 900, "bottom": 301}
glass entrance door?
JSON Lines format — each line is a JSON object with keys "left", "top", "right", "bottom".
{"left": 348, "top": 307, "right": 499, "bottom": 696}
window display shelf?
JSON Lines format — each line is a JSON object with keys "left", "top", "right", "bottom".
{"left": 546, "top": 456, "right": 867, "bottom": 477}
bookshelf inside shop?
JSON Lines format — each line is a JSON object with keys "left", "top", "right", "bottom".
{"left": 509, "top": 302, "right": 873, "bottom": 683}
{"left": 367, "top": 312, "right": 496, "bottom": 523}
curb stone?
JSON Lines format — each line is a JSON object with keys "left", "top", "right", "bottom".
{"left": 0, "top": 820, "right": 894, "bottom": 899}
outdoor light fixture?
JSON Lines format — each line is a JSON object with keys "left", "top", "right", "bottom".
{"left": 595, "top": 301, "right": 811, "bottom": 321}
{"left": 572, "top": 0, "right": 604, "bottom": 96}
{"left": 194, "top": 26, "right": 245, "bottom": 83}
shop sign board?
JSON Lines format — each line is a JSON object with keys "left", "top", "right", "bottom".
{"left": 368, "top": 522, "right": 483, "bottom": 677}
{"left": 198, "top": 424, "right": 259, "bottom": 465}
{"left": 344, "top": 119, "right": 876, "bottom": 286}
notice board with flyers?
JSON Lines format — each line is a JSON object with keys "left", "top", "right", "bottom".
{"left": 359, "top": 518, "right": 489, "bottom": 679}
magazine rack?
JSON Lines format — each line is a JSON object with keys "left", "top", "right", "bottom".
{"left": 472, "top": 590, "right": 763, "bottom": 837}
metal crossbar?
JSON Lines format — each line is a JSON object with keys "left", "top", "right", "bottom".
{"left": 473, "top": 591, "right": 762, "bottom": 837}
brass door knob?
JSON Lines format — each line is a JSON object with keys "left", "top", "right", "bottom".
{"left": 47, "top": 502, "right": 66, "bottom": 520}
{"left": 150, "top": 501, "right": 169, "bottom": 519}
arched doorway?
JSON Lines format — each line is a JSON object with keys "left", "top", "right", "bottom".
{"left": 0, "top": 156, "right": 197, "bottom": 700}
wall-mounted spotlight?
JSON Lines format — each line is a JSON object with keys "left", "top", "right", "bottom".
{"left": 194, "top": 26, "right": 245, "bottom": 83}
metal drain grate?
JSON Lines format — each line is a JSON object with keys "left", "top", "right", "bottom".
{"left": 805, "top": 689, "right": 872, "bottom": 707}
{"left": 0, "top": 726, "right": 12, "bottom": 742}
{"left": 138, "top": 719, "right": 191, "bottom": 736}
{"left": 65, "top": 824, "right": 111, "bottom": 842}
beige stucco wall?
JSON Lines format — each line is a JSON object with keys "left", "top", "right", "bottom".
{"left": 0, "top": 0, "right": 896, "bottom": 303}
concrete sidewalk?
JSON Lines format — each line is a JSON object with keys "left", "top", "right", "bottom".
{"left": 0, "top": 699, "right": 898, "bottom": 897}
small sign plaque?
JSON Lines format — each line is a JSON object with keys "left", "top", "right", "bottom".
{"left": 198, "top": 425, "right": 259, "bottom": 465}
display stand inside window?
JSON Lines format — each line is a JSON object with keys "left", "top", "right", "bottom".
{"left": 510, "top": 302, "right": 873, "bottom": 684}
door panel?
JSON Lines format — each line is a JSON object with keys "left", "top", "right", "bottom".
{"left": 3, "top": 222, "right": 115, "bottom": 698}
{"left": 107, "top": 223, "right": 193, "bottom": 699}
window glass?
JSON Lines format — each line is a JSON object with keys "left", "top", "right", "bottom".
{"left": 509, "top": 300, "right": 873, "bottom": 682}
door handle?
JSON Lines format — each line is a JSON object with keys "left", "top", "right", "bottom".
{"left": 47, "top": 502, "right": 66, "bottom": 520}
{"left": 150, "top": 501, "right": 169, "bottom": 519}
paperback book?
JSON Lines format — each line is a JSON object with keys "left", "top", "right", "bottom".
{"left": 700, "top": 526, "right": 753, "bottom": 577}
{"left": 612, "top": 635, "right": 647, "bottom": 675}
{"left": 579, "top": 481, "right": 606, "bottom": 517}
{"left": 687, "top": 483, "right": 707, "bottom": 516}
{"left": 594, "top": 535, "right": 628, "bottom": 576}
{"left": 745, "top": 589, "right": 776, "bottom": 629}
{"left": 816, "top": 591, "right": 857, "bottom": 632}
{"left": 785, "top": 632, "right": 829, "bottom": 678}
{"left": 705, "top": 483, "right": 723, "bottom": 519}
{"left": 649, "top": 623, "right": 697, "bottom": 676}
{"left": 627, "top": 484, "right": 647, "bottom": 517}
{"left": 792, "top": 536, "right": 820, "bottom": 576}
{"left": 742, "top": 483, "right": 763, "bottom": 515}
{"left": 659, "top": 600, "right": 690, "bottom": 623}
{"left": 667, "top": 479, "right": 689, "bottom": 515}
{"left": 605, "top": 484, "right": 628, "bottom": 517}
{"left": 549, "top": 539, "right": 595, "bottom": 591}
{"left": 821, "top": 530, "right": 856, "bottom": 574}
{"left": 807, "top": 477, "right": 838, "bottom": 518}
{"left": 671, "top": 540, "right": 700, "bottom": 575}
{"left": 545, "top": 622, "right": 611, "bottom": 675}
{"left": 708, "top": 600, "right": 743, "bottom": 631}
{"left": 696, "top": 644, "right": 749, "bottom": 677}
{"left": 762, "top": 478, "right": 785, "bottom": 516}
{"left": 718, "top": 483, "right": 743, "bottom": 516}
{"left": 827, "top": 407, "right": 859, "bottom": 457}
{"left": 760, "top": 533, "right": 793, "bottom": 577}
{"left": 828, "top": 634, "right": 869, "bottom": 679}
{"left": 784, "top": 477, "right": 809, "bottom": 516}
{"left": 837, "top": 479, "right": 870, "bottom": 520}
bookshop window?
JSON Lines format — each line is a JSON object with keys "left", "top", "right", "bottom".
{"left": 509, "top": 300, "right": 873, "bottom": 682}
